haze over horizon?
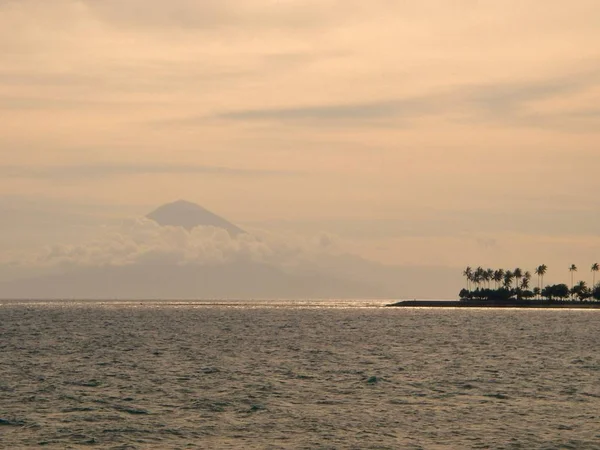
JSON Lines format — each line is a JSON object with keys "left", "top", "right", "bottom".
{"left": 1, "top": 1, "right": 599, "bottom": 297}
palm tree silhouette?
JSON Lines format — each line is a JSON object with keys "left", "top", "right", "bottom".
{"left": 463, "top": 266, "right": 473, "bottom": 290}
{"left": 493, "top": 269, "right": 505, "bottom": 289}
{"left": 541, "top": 265, "right": 548, "bottom": 297}
{"left": 474, "top": 267, "right": 485, "bottom": 290}
{"left": 486, "top": 269, "right": 494, "bottom": 289}
{"left": 504, "top": 270, "right": 514, "bottom": 290}
{"left": 592, "top": 263, "right": 599, "bottom": 289}
{"left": 514, "top": 268, "right": 523, "bottom": 292}
{"left": 569, "top": 264, "right": 578, "bottom": 299}
{"left": 483, "top": 269, "right": 494, "bottom": 289}
{"left": 535, "top": 265, "right": 548, "bottom": 296}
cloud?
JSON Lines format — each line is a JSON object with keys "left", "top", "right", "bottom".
{"left": 453, "top": 69, "right": 600, "bottom": 130}
{"left": 2, "top": 0, "right": 599, "bottom": 134}
{"left": 0, "top": 0, "right": 361, "bottom": 44}
{"left": 0, "top": 71, "right": 99, "bottom": 88}
{"left": 209, "top": 69, "right": 600, "bottom": 131}
{"left": 0, "top": 163, "right": 302, "bottom": 180}
{"left": 0, "top": 95, "right": 146, "bottom": 111}
{"left": 77, "top": 0, "right": 365, "bottom": 32}
{"left": 217, "top": 98, "right": 432, "bottom": 124}
{"left": 250, "top": 206, "right": 600, "bottom": 240}
{"left": 9, "top": 218, "right": 342, "bottom": 271}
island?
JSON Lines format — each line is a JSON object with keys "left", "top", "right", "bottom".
{"left": 387, "top": 264, "right": 600, "bottom": 308}
{"left": 386, "top": 299, "right": 600, "bottom": 308}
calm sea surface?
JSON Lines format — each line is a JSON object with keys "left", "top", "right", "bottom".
{"left": 1, "top": 299, "right": 599, "bottom": 449}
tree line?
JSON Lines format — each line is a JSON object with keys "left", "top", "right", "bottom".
{"left": 460, "top": 264, "right": 600, "bottom": 302}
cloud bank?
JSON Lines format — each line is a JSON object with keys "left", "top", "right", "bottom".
{"left": 0, "top": 163, "right": 301, "bottom": 180}
{"left": 10, "top": 218, "right": 340, "bottom": 273}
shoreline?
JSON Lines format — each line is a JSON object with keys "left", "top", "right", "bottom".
{"left": 386, "top": 300, "right": 600, "bottom": 309}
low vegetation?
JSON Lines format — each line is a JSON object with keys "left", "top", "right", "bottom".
{"left": 460, "top": 264, "right": 600, "bottom": 303}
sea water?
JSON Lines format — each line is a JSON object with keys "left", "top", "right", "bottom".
{"left": 1, "top": 300, "right": 599, "bottom": 449}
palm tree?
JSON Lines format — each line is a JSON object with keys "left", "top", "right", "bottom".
{"left": 504, "top": 270, "right": 514, "bottom": 290}
{"left": 535, "top": 264, "right": 548, "bottom": 295}
{"left": 486, "top": 269, "right": 494, "bottom": 289}
{"left": 569, "top": 264, "right": 578, "bottom": 297}
{"left": 463, "top": 266, "right": 473, "bottom": 290}
{"left": 474, "top": 266, "right": 485, "bottom": 290}
{"left": 482, "top": 270, "right": 492, "bottom": 289}
{"left": 592, "top": 263, "right": 599, "bottom": 288}
{"left": 493, "top": 269, "right": 505, "bottom": 289}
{"left": 514, "top": 270, "right": 530, "bottom": 300}
{"left": 540, "top": 264, "right": 547, "bottom": 289}
{"left": 514, "top": 268, "right": 523, "bottom": 291}
{"left": 523, "top": 271, "right": 531, "bottom": 287}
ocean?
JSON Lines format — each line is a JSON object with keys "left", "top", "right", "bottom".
{"left": 1, "top": 300, "right": 599, "bottom": 449}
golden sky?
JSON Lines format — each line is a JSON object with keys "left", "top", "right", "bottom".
{"left": 1, "top": 0, "right": 599, "bottom": 277}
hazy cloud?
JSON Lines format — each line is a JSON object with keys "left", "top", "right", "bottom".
{"left": 10, "top": 218, "right": 342, "bottom": 272}
{"left": 0, "top": 163, "right": 301, "bottom": 180}
{"left": 217, "top": 98, "right": 432, "bottom": 124}
{"left": 77, "top": 0, "right": 368, "bottom": 32}
{"left": 249, "top": 207, "right": 600, "bottom": 240}
{"left": 213, "top": 70, "right": 600, "bottom": 131}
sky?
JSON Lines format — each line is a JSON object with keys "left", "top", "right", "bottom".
{"left": 1, "top": 0, "right": 600, "bottom": 292}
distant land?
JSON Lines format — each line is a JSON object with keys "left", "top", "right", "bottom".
{"left": 0, "top": 200, "right": 463, "bottom": 300}
{"left": 387, "top": 300, "right": 600, "bottom": 308}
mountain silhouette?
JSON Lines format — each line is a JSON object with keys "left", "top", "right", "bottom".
{"left": 0, "top": 200, "right": 461, "bottom": 300}
{"left": 147, "top": 200, "right": 245, "bottom": 236}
